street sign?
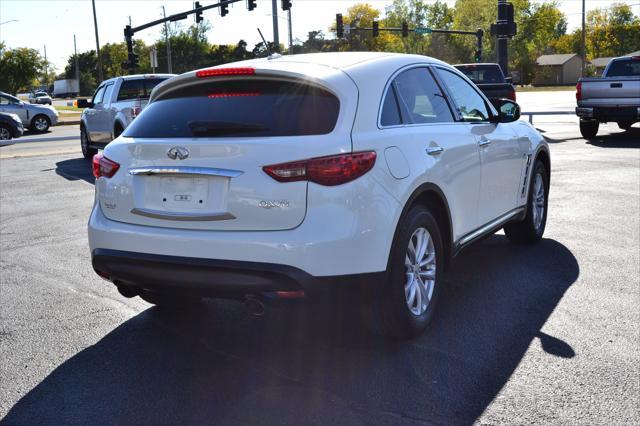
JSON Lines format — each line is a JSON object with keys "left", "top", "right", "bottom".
{"left": 415, "top": 27, "right": 432, "bottom": 34}
{"left": 150, "top": 47, "right": 158, "bottom": 69}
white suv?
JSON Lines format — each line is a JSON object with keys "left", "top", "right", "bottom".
{"left": 88, "top": 53, "right": 550, "bottom": 338}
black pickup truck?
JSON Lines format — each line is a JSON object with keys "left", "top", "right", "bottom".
{"left": 454, "top": 63, "right": 516, "bottom": 103}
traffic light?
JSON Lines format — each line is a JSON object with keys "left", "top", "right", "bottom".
{"left": 220, "top": 2, "right": 228, "bottom": 17}
{"left": 281, "top": 0, "right": 292, "bottom": 11}
{"left": 474, "top": 50, "right": 481, "bottom": 62}
{"left": 336, "top": 14, "right": 344, "bottom": 38}
{"left": 402, "top": 22, "right": 409, "bottom": 37}
{"left": 372, "top": 21, "right": 379, "bottom": 37}
{"left": 247, "top": 0, "right": 256, "bottom": 11}
{"left": 194, "top": 1, "right": 203, "bottom": 23}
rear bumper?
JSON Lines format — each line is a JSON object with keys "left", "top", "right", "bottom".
{"left": 92, "top": 248, "right": 384, "bottom": 299}
{"left": 576, "top": 106, "right": 640, "bottom": 122}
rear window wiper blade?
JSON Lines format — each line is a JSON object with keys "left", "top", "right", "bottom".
{"left": 188, "top": 121, "right": 270, "bottom": 136}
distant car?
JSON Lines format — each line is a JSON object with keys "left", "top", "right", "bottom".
{"left": 0, "top": 92, "right": 58, "bottom": 133}
{"left": 0, "top": 112, "right": 24, "bottom": 143}
{"left": 454, "top": 63, "right": 516, "bottom": 103}
{"left": 576, "top": 55, "right": 640, "bottom": 138}
{"left": 77, "top": 74, "right": 176, "bottom": 159}
{"left": 28, "top": 91, "right": 53, "bottom": 105}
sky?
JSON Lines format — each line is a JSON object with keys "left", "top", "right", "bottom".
{"left": 1, "top": 0, "right": 638, "bottom": 72}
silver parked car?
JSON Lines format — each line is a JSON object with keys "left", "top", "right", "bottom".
{"left": 28, "top": 91, "right": 53, "bottom": 105}
{"left": 0, "top": 92, "right": 59, "bottom": 132}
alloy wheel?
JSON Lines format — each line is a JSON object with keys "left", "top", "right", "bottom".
{"left": 34, "top": 117, "right": 48, "bottom": 132}
{"left": 404, "top": 227, "right": 437, "bottom": 316}
{"left": 532, "top": 173, "right": 545, "bottom": 231}
{"left": 0, "top": 127, "right": 10, "bottom": 140}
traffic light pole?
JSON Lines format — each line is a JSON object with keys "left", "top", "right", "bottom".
{"left": 496, "top": 0, "right": 508, "bottom": 75}
{"left": 123, "top": 0, "right": 259, "bottom": 72}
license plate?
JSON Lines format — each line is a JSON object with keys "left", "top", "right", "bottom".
{"left": 161, "top": 177, "right": 209, "bottom": 210}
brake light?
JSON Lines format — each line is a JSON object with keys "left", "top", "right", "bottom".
{"left": 196, "top": 67, "right": 255, "bottom": 78}
{"left": 576, "top": 82, "right": 582, "bottom": 101}
{"left": 207, "top": 91, "right": 261, "bottom": 98}
{"left": 263, "top": 151, "right": 377, "bottom": 186}
{"left": 131, "top": 99, "right": 142, "bottom": 118}
{"left": 507, "top": 89, "right": 516, "bottom": 102}
{"left": 92, "top": 153, "right": 120, "bottom": 179}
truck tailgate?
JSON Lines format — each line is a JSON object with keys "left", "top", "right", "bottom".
{"left": 580, "top": 78, "right": 640, "bottom": 107}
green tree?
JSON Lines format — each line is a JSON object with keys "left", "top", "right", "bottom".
{"left": 0, "top": 44, "right": 46, "bottom": 94}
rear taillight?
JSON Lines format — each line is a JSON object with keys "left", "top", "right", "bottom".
{"left": 131, "top": 99, "right": 142, "bottom": 118}
{"left": 92, "top": 153, "right": 120, "bottom": 179}
{"left": 576, "top": 82, "right": 582, "bottom": 101}
{"left": 196, "top": 67, "right": 255, "bottom": 78}
{"left": 507, "top": 89, "right": 516, "bottom": 102}
{"left": 263, "top": 151, "right": 377, "bottom": 186}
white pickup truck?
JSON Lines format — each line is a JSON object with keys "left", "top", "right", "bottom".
{"left": 576, "top": 55, "right": 640, "bottom": 139}
{"left": 78, "top": 74, "right": 175, "bottom": 159}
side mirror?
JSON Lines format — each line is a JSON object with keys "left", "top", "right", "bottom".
{"left": 505, "top": 76, "right": 513, "bottom": 84}
{"left": 491, "top": 99, "right": 520, "bottom": 123}
{"left": 76, "top": 99, "right": 93, "bottom": 109}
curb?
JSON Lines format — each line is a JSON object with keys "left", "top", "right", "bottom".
{"left": 58, "top": 120, "right": 81, "bottom": 126}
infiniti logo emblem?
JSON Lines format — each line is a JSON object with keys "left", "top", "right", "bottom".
{"left": 167, "top": 146, "right": 190, "bottom": 160}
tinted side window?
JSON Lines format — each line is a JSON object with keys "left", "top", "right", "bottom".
{"left": 92, "top": 86, "right": 106, "bottom": 104}
{"left": 102, "top": 83, "right": 115, "bottom": 104}
{"left": 393, "top": 68, "right": 453, "bottom": 124}
{"left": 380, "top": 86, "right": 402, "bottom": 126}
{"left": 436, "top": 69, "right": 490, "bottom": 122}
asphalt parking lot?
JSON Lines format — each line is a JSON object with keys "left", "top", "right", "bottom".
{"left": 1, "top": 105, "right": 639, "bottom": 423}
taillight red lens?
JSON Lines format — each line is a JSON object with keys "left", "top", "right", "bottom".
{"left": 576, "top": 82, "right": 582, "bottom": 101}
{"left": 92, "top": 153, "right": 120, "bottom": 179}
{"left": 507, "top": 89, "right": 516, "bottom": 102}
{"left": 207, "top": 91, "right": 261, "bottom": 98}
{"left": 196, "top": 67, "right": 255, "bottom": 78}
{"left": 263, "top": 151, "right": 377, "bottom": 186}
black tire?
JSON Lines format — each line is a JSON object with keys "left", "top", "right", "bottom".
{"left": 0, "top": 124, "right": 12, "bottom": 141}
{"left": 113, "top": 123, "right": 124, "bottom": 139}
{"left": 368, "top": 205, "right": 444, "bottom": 339}
{"left": 579, "top": 119, "right": 599, "bottom": 139}
{"left": 139, "top": 290, "right": 202, "bottom": 310}
{"left": 31, "top": 115, "right": 50, "bottom": 133}
{"left": 617, "top": 121, "right": 634, "bottom": 130}
{"left": 504, "top": 161, "right": 549, "bottom": 245}
{"left": 81, "top": 126, "right": 97, "bottom": 159}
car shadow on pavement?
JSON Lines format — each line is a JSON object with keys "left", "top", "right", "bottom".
{"left": 3, "top": 236, "right": 579, "bottom": 425}
{"left": 55, "top": 158, "right": 95, "bottom": 184}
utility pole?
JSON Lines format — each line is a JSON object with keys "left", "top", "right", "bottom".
{"left": 271, "top": 0, "right": 279, "bottom": 52}
{"left": 43, "top": 45, "right": 48, "bottom": 89}
{"left": 162, "top": 6, "right": 173, "bottom": 73}
{"left": 287, "top": 8, "right": 293, "bottom": 54}
{"left": 91, "top": 0, "right": 104, "bottom": 82}
{"left": 74, "top": 35, "right": 80, "bottom": 85}
{"left": 581, "top": 0, "right": 586, "bottom": 77}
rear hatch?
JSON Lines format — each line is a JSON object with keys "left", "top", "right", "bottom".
{"left": 96, "top": 64, "right": 358, "bottom": 231}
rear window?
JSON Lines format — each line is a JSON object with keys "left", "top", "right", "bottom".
{"left": 605, "top": 59, "right": 640, "bottom": 77}
{"left": 123, "top": 79, "right": 340, "bottom": 138}
{"left": 117, "top": 78, "right": 169, "bottom": 101}
{"left": 455, "top": 66, "right": 505, "bottom": 84}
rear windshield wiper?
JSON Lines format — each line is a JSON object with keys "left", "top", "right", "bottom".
{"left": 188, "top": 121, "right": 270, "bottom": 136}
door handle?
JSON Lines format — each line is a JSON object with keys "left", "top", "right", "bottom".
{"left": 478, "top": 137, "right": 491, "bottom": 147}
{"left": 426, "top": 146, "right": 444, "bottom": 156}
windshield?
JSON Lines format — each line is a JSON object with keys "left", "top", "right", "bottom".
{"left": 35, "top": 92, "right": 48, "bottom": 97}
{"left": 123, "top": 79, "right": 340, "bottom": 138}
{"left": 606, "top": 58, "right": 640, "bottom": 77}
{"left": 456, "top": 66, "right": 505, "bottom": 84}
